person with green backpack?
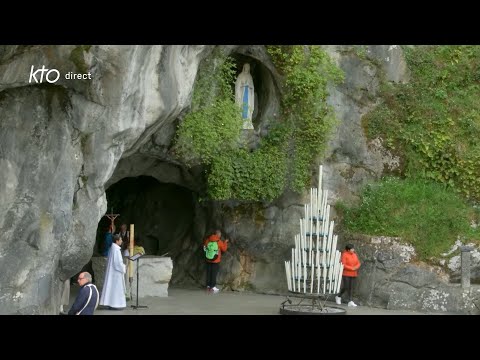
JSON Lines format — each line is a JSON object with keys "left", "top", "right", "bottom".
{"left": 203, "top": 229, "right": 229, "bottom": 293}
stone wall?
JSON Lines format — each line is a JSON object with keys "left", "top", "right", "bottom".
{"left": 342, "top": 234, "right": 480, "bottom": 314}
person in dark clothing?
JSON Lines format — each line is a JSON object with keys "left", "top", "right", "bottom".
{"left": 102, "top": 224, "right": 116, "bottom": 257}
{"left": 68, "top": 272, "right": 99, "bottom": 315}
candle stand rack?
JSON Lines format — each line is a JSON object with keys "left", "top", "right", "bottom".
{"left": 281, "top": 165, "right": 348, "bottom": 315}
{"left": 280, "top": 291, "right": 346, "bottom": 315}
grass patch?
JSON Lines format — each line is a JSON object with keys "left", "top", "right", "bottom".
{"left": 338, "top": 177, "right": 480, "bottom": 260}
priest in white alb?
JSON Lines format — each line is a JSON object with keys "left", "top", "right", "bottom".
{"left": 99, "top": 234, "right": 127, "bottom": 309}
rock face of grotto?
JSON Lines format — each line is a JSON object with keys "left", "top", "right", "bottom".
{"left": 3, "top": 45, "right": 475, "bottom": 315}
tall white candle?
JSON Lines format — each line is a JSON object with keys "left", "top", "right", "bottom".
{"left": 310, "top": 188, "right": 313, "bottom": 226}
{"left": 321, "top": 191, "right": 327, "bottom": 231}
{"left": 297, "top": 252, "right": 302, "bottom": 292}
{"left": 291, "top": 247, "right": 295, "bottom": 288}
{"left": 290, "top": 248, "right": 296, "bottom": 291}
{"left": 310, "top": 188, "right": 315, "bottom": 237}
{"left": 336, "top": 263, "right": 344, "bottom": 294}
{"left": 292, "top": 263, "right": 295, "bottom": 291}
{"left": 285, "top": 260, "right": 288, "bottom": 290}
{"left": 318, "top": 190, "right": 322, "bottom": 221}
{"left": 317, "top": 257, "right": 321, "bottom": 295}
{"left": 324, "top": 204, "right": 330, "bottom": 239}
{"left": 327, "top": 221, "right": 334, "bottom": 264}
{"left": 303, "top": 253, "right": 307, "bottom": 293}
{"left": 330, "top": 257, "right": 337, "bottom": 293}
{"left": 330, "top": 233, "right": 338, "bottom": 267}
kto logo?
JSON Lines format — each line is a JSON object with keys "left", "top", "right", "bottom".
{"left": 29, "top": 65, "right": 60, "bottom": 84}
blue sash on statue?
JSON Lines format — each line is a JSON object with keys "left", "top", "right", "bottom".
{"left": 242, "top": 85, "right": 249, "bottom": 119}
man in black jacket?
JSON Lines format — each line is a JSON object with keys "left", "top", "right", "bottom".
{"left": 68, "top": 272, "right": 99, "bottom": 315}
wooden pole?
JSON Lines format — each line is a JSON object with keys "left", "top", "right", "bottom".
{"left": 129, "top": 224, "right": 134, "bottom": 280}
{"left": 128, "top": 224, "right": 135, "bottom": 301}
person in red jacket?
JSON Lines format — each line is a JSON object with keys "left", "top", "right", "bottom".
{"left": 335, "top": 243, "right": 361, "bottom": 307}
{"left": 203, "top": 229, "right": 229, "bottom": 293}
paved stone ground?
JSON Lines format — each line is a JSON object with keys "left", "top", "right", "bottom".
{"left": 67, "top": 285, "right": 454, "bottom": 315}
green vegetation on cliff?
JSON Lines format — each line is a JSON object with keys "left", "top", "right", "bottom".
{"left": 267, "top": 45, "right": 343, "bottom": 192}
{"left": 175, "top": 46, "right": 343, "bottom": 201}
{"left": 341, "top": 46, "right": 480, "bottom": 259}
{"left": 364, "top": 45, "right": 480, "bottom": 202}
{"left": 338, "top": 177, "right": 480, "bottom": 260}
{"left": 174, "top": 53, "right": 243, "bottom": 167}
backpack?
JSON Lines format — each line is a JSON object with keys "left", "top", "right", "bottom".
{"left": 205, "top": 241, "right": 219, "bottom": 261}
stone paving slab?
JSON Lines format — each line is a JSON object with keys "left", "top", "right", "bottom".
{"left": 88, "top": 287, "right": 452, "bottom": 315}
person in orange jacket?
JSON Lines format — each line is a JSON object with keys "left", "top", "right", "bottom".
{"left": 203, "top": 229, "right": 229, "bottom": 293}
{"left": 335, "top": 243, "right": 361, "bottom": 307}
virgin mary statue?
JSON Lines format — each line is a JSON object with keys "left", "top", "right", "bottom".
{"left": 235, "top": 63, "right": 254, "bottom": 130}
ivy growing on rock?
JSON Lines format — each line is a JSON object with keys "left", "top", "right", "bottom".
{"left": 174, "top": 46, "right": 343, "bottom": 201}
{"left": 364, "top": 45, "right": 480, "bottom": 202}
{"left": 267, "top": 46, "right": 343, "bottom": 192}
{"left": 174, "top": 50, "right": 243, "bottom": 167}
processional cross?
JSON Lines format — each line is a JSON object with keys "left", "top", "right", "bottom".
{"left": 104, "top": 208, "right": 120, "bottom": 229}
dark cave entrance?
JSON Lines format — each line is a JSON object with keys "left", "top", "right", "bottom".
{"left": 95, "top": 176, "right": 196, "bottom": 257}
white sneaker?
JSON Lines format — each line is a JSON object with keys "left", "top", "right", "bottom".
{"left": 348, "top": 301, "right": 358, "bottom": 307}
{"left": 335, "top": 296, "right": 342, "bottom": 305}
{"left": 212, "top": 287, "right": 220, "bottom": 293}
